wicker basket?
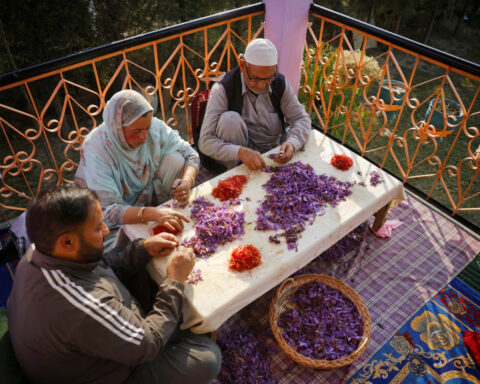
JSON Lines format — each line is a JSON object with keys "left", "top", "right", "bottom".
{"left": 269, "top": 274, "right": 371, "bottom": 369}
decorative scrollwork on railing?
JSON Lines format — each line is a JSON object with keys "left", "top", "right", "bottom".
{"left": 0, "top": 11, "right": 264, "bottom": 219}
{"left": 302, "top": 13, "right": 480, "bottom": 223}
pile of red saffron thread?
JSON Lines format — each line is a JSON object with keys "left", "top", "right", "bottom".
{"left": 330, "top": 154, "right": 354, "bottom": 171}
{"left": 212, "top": 175, "right": 248, "bottom": 201}
{"left": 229, "top": 245, "right": 262, "bottom": 272}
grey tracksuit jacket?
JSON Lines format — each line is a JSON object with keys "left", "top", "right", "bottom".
{"left": 7, "top": 240, "right": 184, "bottom": 384}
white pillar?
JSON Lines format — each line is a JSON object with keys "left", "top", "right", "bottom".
{"left": 264, "top": 0, "right": 311, "bottom": 94}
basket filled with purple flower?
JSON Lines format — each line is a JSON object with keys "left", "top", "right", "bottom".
{"left": 269, "top": 274, "right": 371, "bottom": 369}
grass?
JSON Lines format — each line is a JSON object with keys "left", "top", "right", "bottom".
{"left": 300, "top": 15, "right": 480, "bottom": 228}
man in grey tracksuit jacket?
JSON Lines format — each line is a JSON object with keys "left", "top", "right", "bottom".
{"left": 7, "top": 186, "right": 221, "bottom": 384}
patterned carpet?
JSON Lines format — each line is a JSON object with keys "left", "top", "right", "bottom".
{"left": 348, "top": 278, "right": 480, "bottom": 383}
{"left": 212, "top": 193, "right": 480, "bottom": 383}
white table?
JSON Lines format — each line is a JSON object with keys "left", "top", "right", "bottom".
{"left": 116, "top": 130, "right": 405, "bottom": 333}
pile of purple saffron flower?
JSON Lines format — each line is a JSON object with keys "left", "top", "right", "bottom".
{"left": 278, "top": 281, "right": 364, "bottom": 360}
{"left": 217, "top": 329, "right": 276, "bottom": 384}
{"left": 369, "top": 171, "right": 384, "bottom": 186}
{"left": 183, "top": 197, "right": 245, "bottom": 258}
{"left": 187, "top": 268, "right": 203, "bottom": 284}
{"left": 256, "top": 161, "right": 353, "bottom": 250}
{"left": 320, "top": 223, "right": 366, "bottom": 263}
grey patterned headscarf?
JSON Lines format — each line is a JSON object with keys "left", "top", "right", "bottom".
{"left": 119, "top": 90, "right": 154, "bottom": 126}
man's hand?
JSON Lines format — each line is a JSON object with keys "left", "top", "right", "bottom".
{"left": 238, "top": 147, "right": 266, "bottom": 170}
{"left": 166, "top": 246, "right": 195, "bottom": 283}
{"left": 171, "top": 178, "right": 191, "bottom": 205}
{"left": 273, "top": 142, "right": 295, "bottom": 163}
{"left": 144, "top": 207, "right": 189, "bottom": 233}
{"left": 144, "top": 232, "right": 179, "bottom": 257}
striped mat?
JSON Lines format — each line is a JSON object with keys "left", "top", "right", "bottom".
{"left": 214, "top": 194, "right": 480, "bottom": 383}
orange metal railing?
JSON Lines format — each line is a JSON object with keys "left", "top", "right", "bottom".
{"left": 0, "top": 7, "right": 264, "bottom": 221}
{"left": 0, "top": 4, "right": 478, "bottom": 229}
{"left": 300, "top": 7, "right": 479, "bottom": 226}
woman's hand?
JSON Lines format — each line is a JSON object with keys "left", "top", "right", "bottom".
{"left": 144, "top": 232, "right": 179, "bottom": 257}
{"left": 171, "top": 178, "right": 191, "bottom": 205}
{"left": 144, "top": 207, "right": 189, "bottom": 233}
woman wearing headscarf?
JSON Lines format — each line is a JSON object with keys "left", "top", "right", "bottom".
{"left": 75, "top": 90, "right": 199, "bottom": 247}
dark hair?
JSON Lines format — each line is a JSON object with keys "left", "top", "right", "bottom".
{"left": 26, "top": 185, "right": 99, "bottom": 254}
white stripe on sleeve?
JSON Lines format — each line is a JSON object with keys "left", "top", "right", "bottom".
{"left": 41, "top": 268, "right": 144, "bottom": 346}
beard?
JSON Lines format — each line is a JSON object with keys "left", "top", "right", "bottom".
{"left": 78, "top": 234, "right": 104, "bottom": 263}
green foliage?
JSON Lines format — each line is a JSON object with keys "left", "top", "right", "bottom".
{"left": 0, "top": 307, "right": 7, "bottom": 336}
{"left": 91, "top": 0, "right": 159, "bottom": 44}
{"left": 0, "top": 0, "right": 95, "bottom": 72}
{"left": 0, "top": 0, "right": 258, "bottom": 75}
{"left": 300, "top": 45, "right": 382, "bottom": 144}
{"left": 314, "top": 0, "right": 452, "bottom": 41}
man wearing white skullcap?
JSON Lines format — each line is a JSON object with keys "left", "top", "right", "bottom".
{"left": 198, "top": 38, "right": 311, "bottom": 171}
{"left": 244, "top": 38, "right": 278, "bottom": 66}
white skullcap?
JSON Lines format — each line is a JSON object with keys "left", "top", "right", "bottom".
{"left": 244, "top": 38, "right": 278, "bottom": 66}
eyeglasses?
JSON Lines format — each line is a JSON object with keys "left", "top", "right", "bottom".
{"left": 244, "top": 63, "right": 277, "bottom": 83}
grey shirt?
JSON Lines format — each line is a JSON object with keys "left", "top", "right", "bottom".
{"left": 198, "top": 72, "right": 311, "bottom": 162}
{"left": 7, "top": 240, "right": 184, "bottom": 384}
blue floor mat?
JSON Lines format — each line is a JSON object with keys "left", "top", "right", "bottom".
{"left": 0, "top": 262, "right": 17, "bottom": 308}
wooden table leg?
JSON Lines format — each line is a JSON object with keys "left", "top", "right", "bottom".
{"left": 372, "top": 203, "right": 390, "bottom": 232}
